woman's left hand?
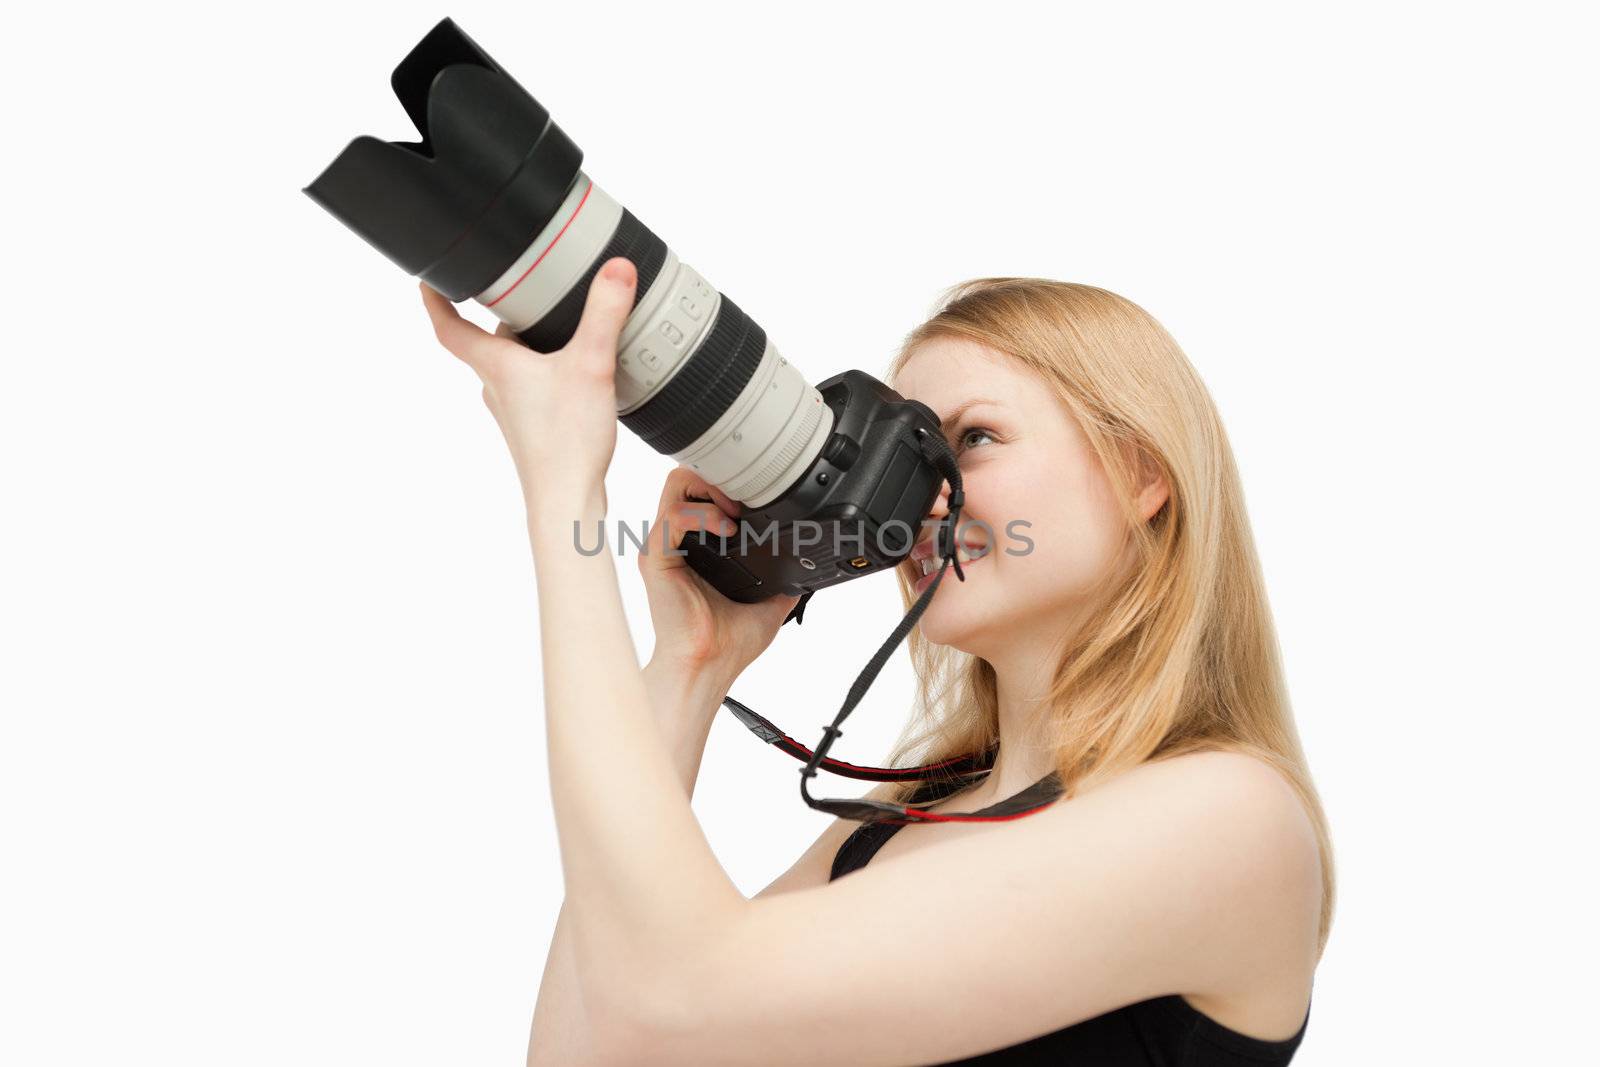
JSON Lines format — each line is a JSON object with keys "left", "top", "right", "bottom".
{"left": 420, "top": 256, "right": 638, "bottom": 516}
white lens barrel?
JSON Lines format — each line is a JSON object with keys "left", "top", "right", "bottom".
{"left": 665, "top": 326, "right": 831, "bottom": 508}
{"left": 472, "top": 174, "right": 831, "bottom": 509}
{"left": 475, "top": 175, "right": 621, "bottom": 331}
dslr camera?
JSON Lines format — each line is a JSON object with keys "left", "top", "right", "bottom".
{"left": 305, "top": 18, "right": 950, "bottom": 604}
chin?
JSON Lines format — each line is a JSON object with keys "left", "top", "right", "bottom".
{"left": 913, "top": 585, "right": 1001, "bottom": 652}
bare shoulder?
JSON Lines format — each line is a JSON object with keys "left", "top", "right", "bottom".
{"left": 1116, "top": 748, "right": 1315, "bottom": 828}
{"left": 1061, "top": 749, "right": 1324, "bottom": 1010}
{"left": 1077, "top": 749, "right": 1321, "bottom": 898}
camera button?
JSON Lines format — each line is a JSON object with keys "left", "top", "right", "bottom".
{"left": 822, "top": 433, "right": 860, "bottom": 472}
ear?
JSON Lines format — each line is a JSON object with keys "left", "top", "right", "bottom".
{"left": 1134, "top": 450, "right": 1170, "bottom": 523}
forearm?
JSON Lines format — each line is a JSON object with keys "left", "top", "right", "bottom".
{"left": 642, "top": 658, "right": 736, "bottom": 799}
{"left": 526, "top": 609, "right": 737, "bottom": 1064}
{"left": 526, "top": 493, "right": 746, "bottom": 1029}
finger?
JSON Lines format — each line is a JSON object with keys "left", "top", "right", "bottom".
{"left": 420, "top": 282, "right": 500, "bottom": 372}
{"left": 654, "top": 496, "right": 738, "bottom": 545}
{"left": 670, "top": 501, "right": 739, "bottom": 534}
{"left": 567, "top": 257, "right": 637, "bottom": 376}
{"left": 658, "top": 464, "right": 706, "bottom": 512}
{"left": 702, "top": 482, "right": 743, "bottom": 519}
{"left": 661, "top": 464, "right": 744, "bottom": 518}
{"left": 640, "top": 502, "right": 737, "bottom": 574}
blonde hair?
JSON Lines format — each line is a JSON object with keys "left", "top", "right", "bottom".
{"left": 881, "top": 278, "right": 1335, "bottom": 952}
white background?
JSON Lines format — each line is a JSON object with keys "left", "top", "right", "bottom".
{"left": 3, "top": 1, "right": 1596, "bottom": 1063}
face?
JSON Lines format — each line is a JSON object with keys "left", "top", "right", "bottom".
{"left": 892, "top": 337, "right": 1158, "bottom": 658}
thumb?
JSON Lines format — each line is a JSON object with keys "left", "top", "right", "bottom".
{"left": 569, "top": 256, "right": 637, "bottom": 373}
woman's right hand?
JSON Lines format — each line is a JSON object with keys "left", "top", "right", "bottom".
{"left": 637, "top": 466, "right": 802, "bottom": 686}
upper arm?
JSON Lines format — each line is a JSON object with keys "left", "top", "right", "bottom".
{"left": 752, "top": 783, "right": 898, "bottom": 899}
{"left": 630, "top": 752, "right": 1323, "bottom": 1066}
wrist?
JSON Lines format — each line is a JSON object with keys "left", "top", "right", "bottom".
{"left": 642, "top": 657, "right": 733, "bottom": 799}
{"left": 526, "top": 484, "right": 608, "bottom": 550}
{"left": 643, "top": 656, "right": 735, "bottom": 717}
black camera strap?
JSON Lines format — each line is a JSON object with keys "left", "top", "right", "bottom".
{"left": 722, "top": 426, "right": 1064, "bottom": 825}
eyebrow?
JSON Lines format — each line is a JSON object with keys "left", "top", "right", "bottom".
{"left": 939, "top": 397, "right": 1003, "bottom": 434}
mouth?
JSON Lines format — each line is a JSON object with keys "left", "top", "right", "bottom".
{"left": 908, "top": 542, "right": 990, "bottom": 590}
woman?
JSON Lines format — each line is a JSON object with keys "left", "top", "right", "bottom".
{"left": 420, "top": 261, "right": 1333, "bottom": 1066}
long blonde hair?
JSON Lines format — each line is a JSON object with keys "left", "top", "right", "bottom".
{"left": 882, "top": 278, "right": 1335, "bottom": 952}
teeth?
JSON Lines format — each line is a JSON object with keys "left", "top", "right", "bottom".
{"left": 916, "top": 544, "right": 985, "bottom": 577}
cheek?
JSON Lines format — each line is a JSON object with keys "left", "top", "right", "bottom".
{"left": 988, "top": 462, "right": 1126, "bottom": 599}
{"left": 916, "top": 454, "right": 1129, "bottom": 649}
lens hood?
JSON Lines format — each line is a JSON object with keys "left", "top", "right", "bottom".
{"left": 303, "top": 18, "right": 583, "bottom": 300}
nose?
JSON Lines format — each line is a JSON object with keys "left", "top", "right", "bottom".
{"left": 918, "top": 479, "right": 953, "bottom": 545}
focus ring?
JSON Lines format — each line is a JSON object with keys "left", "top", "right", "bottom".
{"left": 620, "top": 293, "right": 767, "bottom": 455}
{"left": 515, "top": 208, "right": 668, "bottom": 353}
{"left": 725, "top": 393, "right": 823, "bottom": 501}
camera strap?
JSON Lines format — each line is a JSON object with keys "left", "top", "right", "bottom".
{"left": 722, "top": 426, "right": 1064, "bottom": 825}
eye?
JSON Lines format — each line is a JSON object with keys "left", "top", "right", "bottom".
{"left": 955, "top": 425, "right": 996, "bottom": 453}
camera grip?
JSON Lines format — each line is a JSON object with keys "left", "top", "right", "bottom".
{"left": 676, "top": 527, "right": 773, "bottom": 604}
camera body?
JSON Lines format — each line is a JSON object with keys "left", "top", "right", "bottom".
{"left": 678, "top": 371, "right": 946, "bottom": 602}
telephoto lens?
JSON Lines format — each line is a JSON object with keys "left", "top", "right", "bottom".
{"left": 304, "top": 18, "right": 833, "bottom": 508}
{"left": 304, "top": 19, "right": 987, "bottom": 811}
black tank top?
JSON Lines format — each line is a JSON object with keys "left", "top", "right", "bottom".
{"left": 828, "top": 775, "right": 1310, "bottom": 1066}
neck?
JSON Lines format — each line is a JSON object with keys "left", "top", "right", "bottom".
{"left": 967, "top": 627, "right": 1070, "bottom": 802}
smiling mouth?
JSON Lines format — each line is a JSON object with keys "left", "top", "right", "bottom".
{"left": 912, "top": 544, "right": 990, "bottom": 579}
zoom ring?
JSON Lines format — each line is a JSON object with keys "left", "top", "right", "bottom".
{"left": 515, "top": 207, "right": 668, "bottom": 353}
{"left": 619, "top": 293, "right": 768, "bottom": 455}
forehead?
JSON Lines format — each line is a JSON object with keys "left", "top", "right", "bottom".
{"left": 891, "top": 336, "right": 1033, "bottom": 419}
